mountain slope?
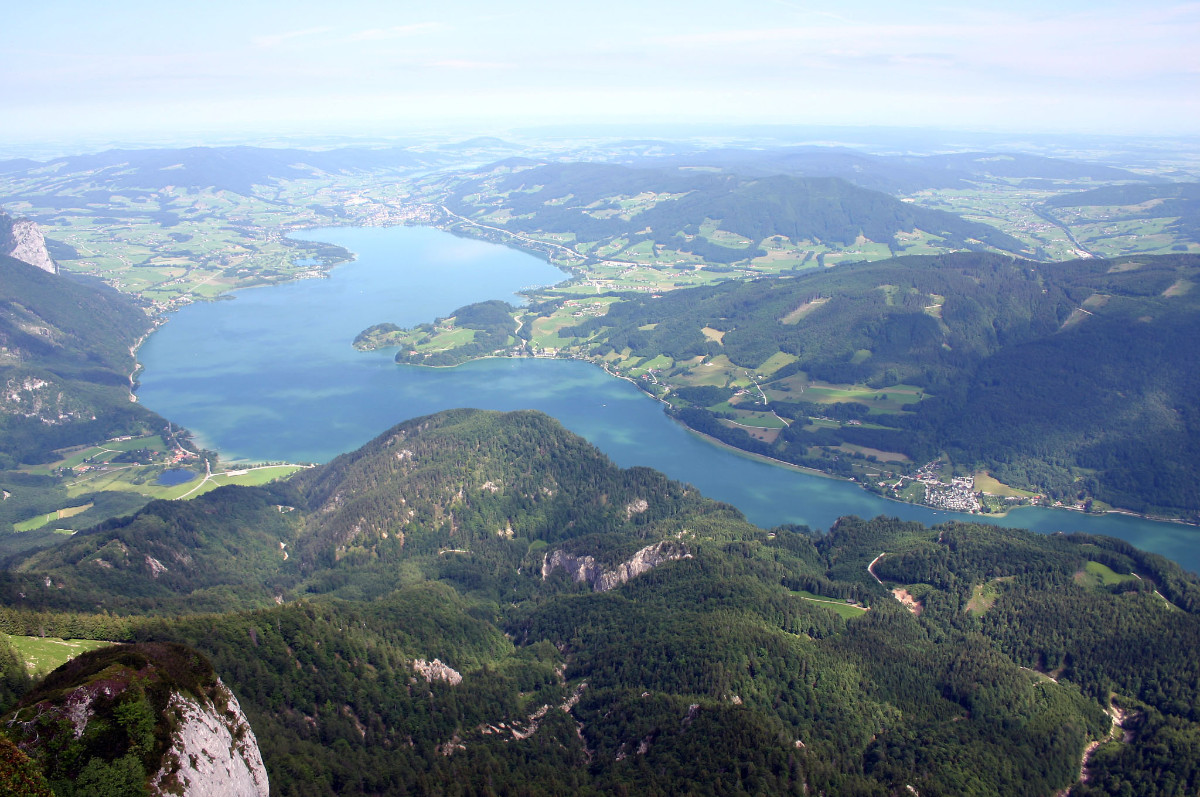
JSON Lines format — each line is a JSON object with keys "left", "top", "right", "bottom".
{"left": 540, "top": 251, "right": 1200, "bottom": 514}
{"left": 0, "top": 235, "right": 162, "bottom": 467}
{"left": 2, "top": 409, "right": 1199, "bottom": 794}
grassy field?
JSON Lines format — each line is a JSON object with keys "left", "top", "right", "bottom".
{"left": 1076, "top": 560, "right": 1139, "bottom": 588}
{"left": 13, "top": 503, "right": 94, "bottom": 532}
{"left": 965, "top": 580, "right": 1006, "bottom": 614}
{"left": 791, "top": 590, "right": 868, "bottom": 619}
{"left": 897, "top": 481, "right": 926, "bottom": 503}
{"left": 60, "top": 462, "right": 304, "bottom": 502}
{"left": 34, "top": 434, "right": 170, "bottom": 474}
{"left": 4, "top": 634, "right": 114, "bottom": 676}
{"left": 973, "top": 472, "right": 1038, "bottom": 498}
{"left": 206, "top": 465, "right": 308, "bottom": 489}
{"left": 527, "top": 298, "right": 616, "bottom": 350}
{"left": 754, "top": 351, "right": 799, "bottom": 376}
{"left": 629, "top": 354, "right": 673, "bottom": 375}
{"left": 771, "top": 381, "right": 925, "bottom": 415}
{"left": 835, "top": 443, "right": 909, "bottom": 463}
{"left": 723, "top": 411, "right": 787, "bottom": 429}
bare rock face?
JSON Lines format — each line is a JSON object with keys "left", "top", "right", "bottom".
{"left": 542, "top": 541, "right": 691, "bottom": 592}
{"left": 3, "top": 218, "right": 56, "bottom": 274}
{"left": 412, "top": 658, "right": 463, "bottom": 685}
{"left": 152, "top": 681, "right": 269, "bottom": 797}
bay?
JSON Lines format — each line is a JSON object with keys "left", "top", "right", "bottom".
{"left": 135, "top": 226, "right": 1200, "bottom": 573}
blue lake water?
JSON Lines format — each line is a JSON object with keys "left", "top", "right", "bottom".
{"left": 135, "top": 226, "right": 1200, "bottom": 573}
{"left": 156, "top": 469, "right": 198, "bottom": 487}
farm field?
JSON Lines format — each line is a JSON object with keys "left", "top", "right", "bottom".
{"left": 60, "top": 463, "right": 306, "bottom": 502}
{"left": 973, "top": 472, "right": 1038, "bottom": 498}
{"left": 13, "top": 503, "right": 93, "bottom": 532}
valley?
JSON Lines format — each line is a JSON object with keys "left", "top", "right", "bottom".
{"left": 2, "top": 137, "right": 1199, "bottom": 796}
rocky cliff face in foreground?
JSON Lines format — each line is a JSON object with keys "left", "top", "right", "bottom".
{"left": 0, "top": 213, "right": 56, "bottom": 274}
{"left": 2, "top": 642, "right": 268, "bottom": 797}
{"left": 152, "top": 683, "right": 268, "bottom": 797}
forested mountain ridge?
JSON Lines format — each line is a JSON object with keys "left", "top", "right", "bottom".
{"left": 0, "top": 242, "right": 162, "bottom": 469}
{"left": 1, "top": 482, "right": 301, "bottom": 614}
{"left": 441, "top": 251, "right": 1197, "bottom": 517}
{"left": 444, "top": 161, "right": 1032, "bottom": 262}
{"left": 362, "top": 252, "right": 1200, "bottom": 515}
{"left": 0, "top": 409, "right": 712, "bottom": 612}
{"left": 1, "top": 409, "right": 1198, "bottom": 794}
{"left": 287, "top": 407, "right": 707, "bottom": 575}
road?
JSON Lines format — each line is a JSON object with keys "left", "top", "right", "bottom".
{"left": 439, "top": 205, "right": 585, "bottom": 262}
{"left": 867, "top": 552, "right": 886, "bottom": 584}
{"left": 1029, "top": 204, "right": 1099, "bottom": 258}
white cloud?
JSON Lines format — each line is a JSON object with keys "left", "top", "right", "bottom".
{"left": 426, "top": 59, "right": 512, "bottom": 70}
{"left": 252, "top": 27, "right": 333, "bottom": 49}
{"left": 343, "top": 23, "right": 444, "bottom": 42}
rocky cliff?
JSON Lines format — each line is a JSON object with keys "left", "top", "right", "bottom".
{"left": 0, "top": 213, "right": 55, "bottom": 274}
{"left": 2, "top": 642, "right": 268, "bottom": 797}
{"left": 152, "top": 682, "right": 269, "bottom": 797}
{"left": 542, "top": 540, "right": 691, "bottom": 592}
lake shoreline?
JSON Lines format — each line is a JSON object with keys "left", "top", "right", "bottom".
{"left": 390, "top": 349, "right": 1199, "bottom": 531}
{"left": 134, "top": 224, "right": 1200, "bottom": 573}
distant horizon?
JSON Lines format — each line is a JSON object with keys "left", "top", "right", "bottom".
{"left": 2, "top": 1, "right": 1195, "bottom": 149}
{"left": 2, "top": 122, "right": 1199, "bottom": 164}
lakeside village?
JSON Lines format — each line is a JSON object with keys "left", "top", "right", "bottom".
{"left": 883, "top": 462, "right": 987, "bottom": 513}
{"left": 51, "top": 428, "right": 199, "bottom": 481}
{"left": 879, "top": 460, "right": 1052, "bottom": 514}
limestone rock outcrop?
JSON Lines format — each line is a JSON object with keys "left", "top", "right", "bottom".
{"left": 1, "top": 215, "right": 56, "bottom": 274}
{"left": 412, "top": 658, "right": 463, "bottom": 685}
{"left": 152, "top": 681, "right": 269, "bottom": 797}
{"left": 542, "top": 540, "right": 691, "bottom": 592}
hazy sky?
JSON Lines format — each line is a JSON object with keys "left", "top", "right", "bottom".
{"left": 2, "top": 0, "right": 1197, "bottom": 145}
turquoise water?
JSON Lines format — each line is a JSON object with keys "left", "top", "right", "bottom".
{"left": 135, "top": 226, "right": 1200, "bottom": 573}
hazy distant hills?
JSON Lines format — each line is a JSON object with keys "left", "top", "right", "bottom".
{"left": 1045, "top": 182, "right": 1200, "bottom": 241}
{"left": 3, "top": 408, "right": 1200, "bottom": 794}
{"left": 0, "top": 141, "right": 1155, "bottom": 201}
{"left": 0, "top": 146, "right": 428, "bottom": 195}
{"left": 619, "top": 147, "right": 1153, "bottom": 194}
{"left": 448, "top": 161, "right": 1032, "bottom": 258}
{"left": 0, "top": 139, "right": 544, "bottom": 199}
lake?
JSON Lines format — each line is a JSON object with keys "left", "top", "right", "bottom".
{"left": 135, "top": 226, "right": 1200, "bottom": 573}
{"left": 156, "top": 469, "right": 198, "bottom": 487}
